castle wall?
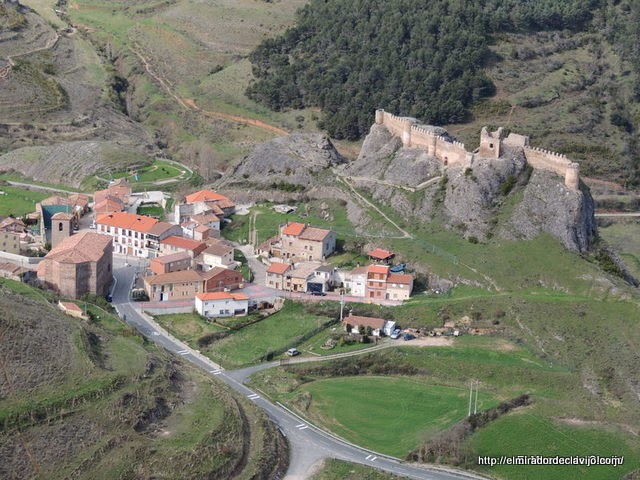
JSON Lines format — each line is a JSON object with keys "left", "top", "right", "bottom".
{"left": 523, "top": 147, "right": 571, "bottom": 178}
{"left": 434, "top": 136, "right": 468, "bottom": 166}
{"left": 375, "top": 109, "right": 580, "bottom": 190}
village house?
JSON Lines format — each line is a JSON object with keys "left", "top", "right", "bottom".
{"left": 262, "top": 222, "right": 336, "bottom": 261}
{"left": 93, "top": 198, "right": 125, "bottom": 216}
{"left": 265, "top": 262, "right": 291, "bottom": 290}
{"left": 0, "top": 231, "right": 20, "bottom": 254}
{"left": 96, "top": 212, "right": 181, "bottom": 258}
{"left": 37, "top": 231, "right": 113, "bottom": 299}
{"left": 144, "top": 270, "right": 203, "bottom": 301}
{"left": 159, "top": 235, "right": 207, "bottom": 258}
{"left": 195, "top": 292, "right": 249, "bottom": 318}
{"left": 198, "top": 243, "right": 235, "bottom": 270}
{"left": 200, "top": 267, "right": 244, "bottom": 292}
{"left": 385, "top": 272, "right": 414, "bottom": 300}
{"left": 149, "top": 251, "right": 192, "bottom": 275}
{"left": 342, "top": 314, "right": 395, "bottom": 337}
{"left": 143, "top": 267, "right": 243, "bottom": 301}
{"left": 344, "top": 266, "right": 367, "bottom": 297}
{"left": 368, "top": 248, "right": 395, "bottom": 264}
{"left": 174, "top": 189, "right": 235, "bottom": 224}
{"left": 93, "top": 178, "right": 131, "bottom": 207}
{"left": 306, "top": 265, "right": 335, "bottom": 294}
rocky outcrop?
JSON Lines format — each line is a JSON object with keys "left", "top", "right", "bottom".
{"left": 227, "top": 133, "right": 345, "bottom": 188}
{"left": 346, "top": 124, "right": 442, "bottom": 188}
{"left": 349, "top": 123, "right": 597, "bottom": 252}
{"left": 505, "top": 170, "right": 596, "bottom": 251}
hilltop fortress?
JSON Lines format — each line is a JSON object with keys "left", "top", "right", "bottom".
{"left": 375, "top": 109, "right": 580, "bottom": 191}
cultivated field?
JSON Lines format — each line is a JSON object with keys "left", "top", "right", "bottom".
{"left": 0, "top": 184, "right": 48, "bottom": 216}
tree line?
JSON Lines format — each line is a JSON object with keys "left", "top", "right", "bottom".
{"left": 247, "top": 0, "right": 600, "bottom": 140}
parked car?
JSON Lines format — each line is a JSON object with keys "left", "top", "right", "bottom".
{"left": 309, "top": 291, "right": 326, "bottom": 296}
{"left": 286, "top": 348, "right": 300, "bottom": 356}
{"left": 390, "top": 329, "right": 401, "bottom": 339}
{"left": 105, "top": 294, "right": 113, "bottom": 303}
{"left": 389, "top": 263, "right": 406, "bottom": 273}
{"left": 403, "top": 333, "right": 415, "bottom": 341}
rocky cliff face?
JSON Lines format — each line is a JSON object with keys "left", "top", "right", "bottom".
{"left": 346, "top": 123, "right": 597, "bottom": 252}
{"left": 227, "top": 133, "right": 345, "bottom": 188}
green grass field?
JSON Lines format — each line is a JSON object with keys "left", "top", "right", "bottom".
{"left": 299, "top": 376, "right": 497, "bottom": 457}
{"left": 470, "top": 413, "right": 640, "bottom": 480}
{"left": 222, "top": 199, "right": 357, "bottom": 245}
{"left": 204, "top": 302, "right": 333, "bottom": 368}
{"left": 136, "top": 204, "right": 164, "bottom": 218}
{"left": 0, "top": 185, "right": 49, "bottom": 216}
{"left": 153, "top": 312, "right": 227, "bottom": 346}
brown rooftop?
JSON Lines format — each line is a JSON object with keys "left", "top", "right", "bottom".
{"left": 43, "top": 232, "right": 112, "bottom": 264}
{"left": 144, "top": 270, "right": 202, "bottom": 285}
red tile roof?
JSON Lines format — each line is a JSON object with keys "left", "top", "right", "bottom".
{"left": 368, "top": 248, "right": 394, "bottom": 260}
{"left": 299, "top": 226, "right": 331, "bottom": 242}
{"left": 387, "top": 273, "right": 413, "bottom": 284}
{"left": 93, "top": 199, "right": 124, "bottom": 215}
{"left": 160, "top": 236, "right": 206, "bottom": 252}
{"left": 281, "top": 222, "right": 305, "bottom": 236}
{"left": 42, "top": 232, "right": 112, "bottom": 264}
{"left": 96, "top": 212, "right": 158, "bottom": 233}
{"left": 59, "top": 301, "right": 83, "bottom": 314}
{"left": 267, "top": 262, "right": 291, "bottom": 274}
{"left": 185, "top": 189, "right": 229, "bottom": 203}
{"left": 368, "top": 264, "right": 390, "bottom": 275}
{"left": 196, "top": 292, "right": 248, "bottom": 301}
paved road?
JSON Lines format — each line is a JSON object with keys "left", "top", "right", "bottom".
{"left": 110, "top": 255, "right": 486, "bottom": 480}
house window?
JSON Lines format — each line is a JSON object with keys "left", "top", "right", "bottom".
{"left": 58, "top": 222, "right": 63, "bottom": 231}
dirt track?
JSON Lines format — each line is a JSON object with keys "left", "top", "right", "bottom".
{"left": 130, "top": 44, "right": 287, "bottom": 136}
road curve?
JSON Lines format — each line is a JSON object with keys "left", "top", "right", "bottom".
{"left": 111, "top": 256, "right": 488, "bottom": 480}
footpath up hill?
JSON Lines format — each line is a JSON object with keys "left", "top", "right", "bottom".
{"left": 0, "top": 280, "right": 287, "bottom": 480}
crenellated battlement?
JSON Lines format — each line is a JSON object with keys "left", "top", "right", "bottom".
{"left": 375, "top": 109, "right": 580, "bottom": 190}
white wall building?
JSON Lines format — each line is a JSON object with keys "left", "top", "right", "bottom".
{"left": 195, "top": 292, "right": 249, "bottom": 318}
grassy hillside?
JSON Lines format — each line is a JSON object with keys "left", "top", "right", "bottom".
{"left": 0, "top": 278, "right": 287, "bottom": 479}
{"left": 63, "top": 0, "right": 315, "bottom": 174}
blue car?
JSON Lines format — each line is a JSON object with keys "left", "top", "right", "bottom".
{"left": 390, "top": 264, "right": 406, "bottom": 273}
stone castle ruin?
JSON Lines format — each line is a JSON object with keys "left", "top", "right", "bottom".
{"left": 375, "top": 109, "right": 580, "bottom": 190}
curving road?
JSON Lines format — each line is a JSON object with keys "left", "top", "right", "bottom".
{"left": 111, "top": 255, "right": 487, "bottom": 480}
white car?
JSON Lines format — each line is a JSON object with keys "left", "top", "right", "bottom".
{"left": 286, "top": 348, "right": 300, "bottom": 356}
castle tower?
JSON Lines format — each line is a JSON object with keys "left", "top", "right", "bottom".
{"left": 479, "top": 127, "right": 503, "bottom": 159}
{"left": 565, "top": 163, "right": 580, "bottom": 191}
{"left": 51, "top": 212, "right": 74, "bottom": 249}
{"left": 375, "top": 109, "right": 385, "bottom": 124}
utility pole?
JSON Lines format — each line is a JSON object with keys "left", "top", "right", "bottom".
{"left": 473, "top": 380, "right": 479, "bottom": 414}
{"left": 339, "top": 291, "right": 345, "bottom": 321}
{"left": 468, "top": 380, "right": 473, "bottom": 417}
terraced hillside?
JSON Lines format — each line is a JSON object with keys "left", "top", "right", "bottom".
{"left": 0, "top": 279, "right": 287, "bottom": 479}
{"left": 0, "top": 1, "right": 155, "bottom": 178}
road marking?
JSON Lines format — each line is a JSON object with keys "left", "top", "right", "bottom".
{"left": 151, "top": 331, "right": 160, "bottom": 336}
{"left": 177, "top": 349, "right": 188, "bottom": 354}
{"left": 295, "top": 423, "right": 305, "bottom": 428}
{"left": 370, "top": 456, "right": 377, "bottom": 461}
{"left": 247, "top": 393, "right": 260, "bottom": 400}
{"left": 210, "top": 370, "right": 223, "bottom": 375}
{"left": 297, "top": 425, "right": 308, "bottom": 430}
{"left": 179, "top": 351, "right": 189, "bottom": 356}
